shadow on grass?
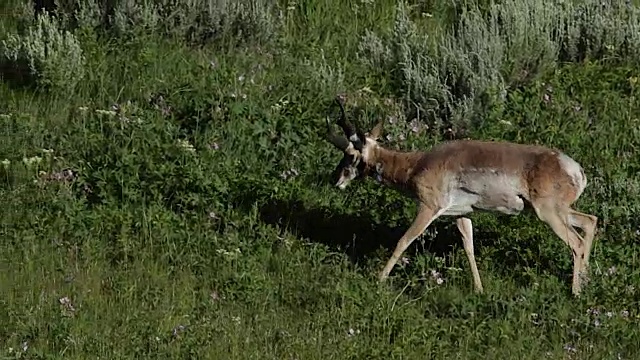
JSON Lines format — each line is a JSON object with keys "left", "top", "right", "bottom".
{"left": 255, "top": 196, "right": 573, "bottom": 291}
{"left": 257, "top": 198, "right": 495, "bottom": 265}
{"left": 0, "top": 59, "right": 35, "bottom": 90}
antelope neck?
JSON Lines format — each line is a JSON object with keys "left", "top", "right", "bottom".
{"left": 368, "top": 145, "right": 420, "bottom": 186}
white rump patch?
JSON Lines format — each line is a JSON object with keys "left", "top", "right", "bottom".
{"left": 557, "top": 152, "right": 587, "bottom": 198}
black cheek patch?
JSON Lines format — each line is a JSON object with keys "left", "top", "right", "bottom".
{"left": 355, "top": 158, "right": 367, "bottom": 179}
{"left": 332, "top": 154, "right": 353, "bottom": 183}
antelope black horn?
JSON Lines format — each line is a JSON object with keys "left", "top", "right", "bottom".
{"left": 326, "top": 117, "right": 351, "bottom": 150}
{"left": 335, "top": 96, "right": 360, "bottom": 143}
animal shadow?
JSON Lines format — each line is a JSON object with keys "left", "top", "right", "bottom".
{"left": 258, "top": 198, "right": 479, "bottom": 266}
{"left": 257, "top": 198, "right": 568, "bottom": 288}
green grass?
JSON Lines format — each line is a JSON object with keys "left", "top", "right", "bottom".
{"left": 1, "top": 0, "right": 640, "bottom": 359}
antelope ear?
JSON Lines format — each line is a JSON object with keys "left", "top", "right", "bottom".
{"left": 367, "top": 121, "right": 384, "bottom": 140}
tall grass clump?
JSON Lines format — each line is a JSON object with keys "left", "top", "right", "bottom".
{"left": 1, "top": 9, "right": 85, "bottom": 92}
{"left": 358, "top": 0, "right": 640, "bottom": 132}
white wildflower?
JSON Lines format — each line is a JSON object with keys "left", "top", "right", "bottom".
{"left": 347, "top": 328, "right": 360, "bottom": 337}
{"left": 95, "top": 109, "right": 117, "bottom": 117}
{"left": 177, "top": 139, "right": 196, "bottom": 153}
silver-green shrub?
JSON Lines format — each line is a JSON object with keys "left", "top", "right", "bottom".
{"left": 359, "top": 0, "right": 640, "bottom": 131}
{"left": 1, "top": 10, "right": 85, "bottom": 92}
{"left": 159, "top": 0, "right": 280, "bottom": 45}
{"left": 74, "top": 0, "right": 102, "bottom": 30}
{"left": 562, "top": 0, "right": 640, "bottom": 62}
{"left": 66, "top": 0, "right": 280, "bottom": 45}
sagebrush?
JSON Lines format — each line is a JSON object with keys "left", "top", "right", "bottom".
{"left": 1, "top": 9, "right": 85, "bottom": 91}
{"left": 358, "top": 0, "right": 640, "bottom": 132}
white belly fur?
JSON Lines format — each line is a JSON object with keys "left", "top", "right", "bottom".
{"left": 440, "top": 170, "right": 527, "bottom": 217}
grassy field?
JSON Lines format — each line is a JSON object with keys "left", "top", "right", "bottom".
{"left": 1, "top": 0, "right": 640, "bottom": 358}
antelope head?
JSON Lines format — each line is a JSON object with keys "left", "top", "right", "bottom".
{"left": 325, "top": 96, "right": 384, "bottom": 189}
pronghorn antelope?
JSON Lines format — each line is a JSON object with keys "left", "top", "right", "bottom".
{"left": 324, "top": 97, "right": 597, "bottom": 296}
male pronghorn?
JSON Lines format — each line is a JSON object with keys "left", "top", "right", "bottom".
{"left": 324, "top": 96, "right": 597, "bottom": 296}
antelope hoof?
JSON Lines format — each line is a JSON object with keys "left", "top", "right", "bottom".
{"left": 572, "top": 285, "right": 582, "bottom": 297}
{"left": 579, "top": 271, "right": 591, "bottom": 286}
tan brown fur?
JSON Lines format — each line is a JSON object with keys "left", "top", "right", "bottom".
{"left": 326, "top": 108, "right": 597, "bottom": 296}
{"left": 368, "top": 140, "right": 583, "bottom": 206}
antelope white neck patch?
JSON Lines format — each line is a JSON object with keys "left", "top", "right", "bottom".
{"left": 375, "top": 162, "right": 384, "bottom": 182}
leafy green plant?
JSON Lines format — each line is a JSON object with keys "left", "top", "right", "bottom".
{"left": 1, "top": 0, "right": 640, "bottom": 358}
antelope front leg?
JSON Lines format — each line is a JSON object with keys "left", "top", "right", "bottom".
{"left": 379, "top": 204, "right": 441, "bottom": 281}
{"left": 456, "top": 217, "right": 484, "bottom": 293}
